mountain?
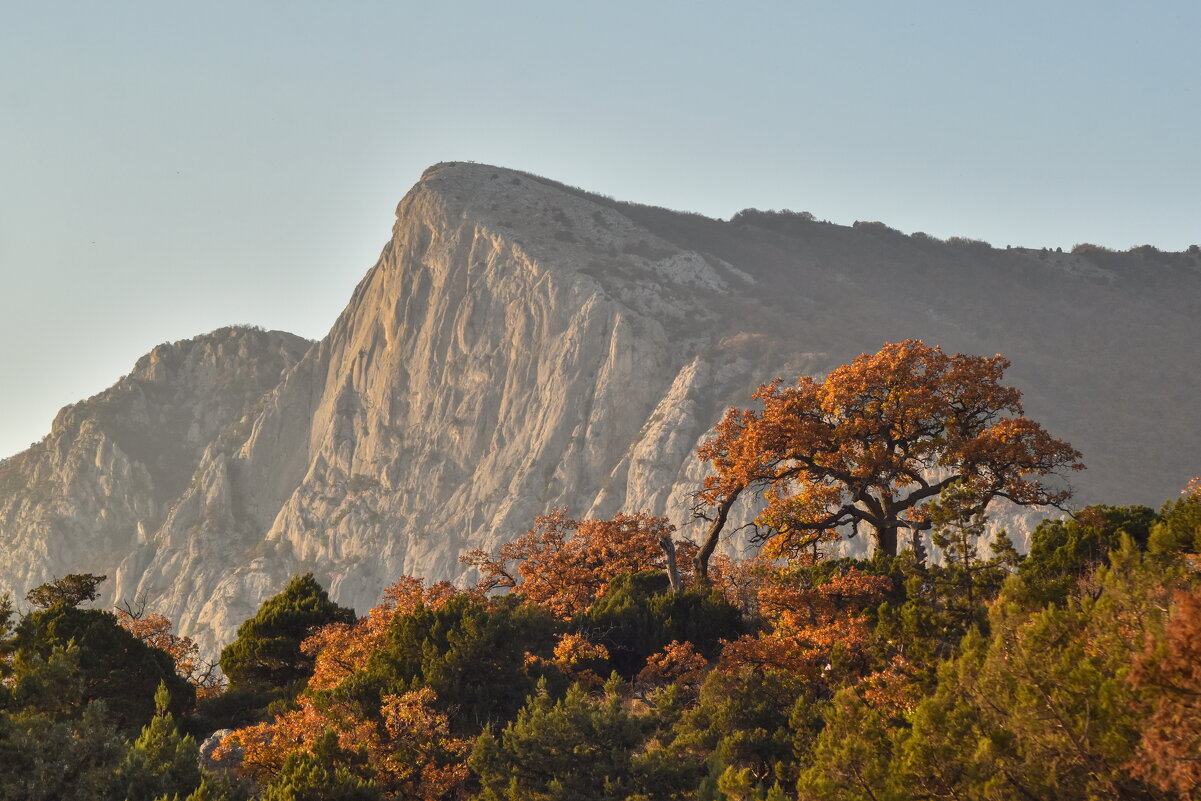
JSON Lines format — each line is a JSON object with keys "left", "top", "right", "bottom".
{"left": 0, "top": 327, "right": 310, "bottom": 617}
{"left": 2, "top": 162, "right": 1198, "bottom": 654}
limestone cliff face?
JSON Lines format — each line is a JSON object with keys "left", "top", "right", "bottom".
{"left": 3, "top": 163, "right": 1198, "bottom": 654}
{"left": 126, "top": 165, "right": 799, "bottom": 649}
{"left": 0, "top": 327, "right": 311, "bottom": 610}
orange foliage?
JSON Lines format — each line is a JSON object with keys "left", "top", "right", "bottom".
{"left": 707, "top": 553, "right": 764, "bottom": 615}
{"left": 857, "top": 655, "right": 925, "bottom": 716}
{"left": 524, "top": 632, "right": 611, "bottom": 689}
{"left": 218, "top": 576, "right": 468, "bottom": 796}
{"left": 461, "top": 508, "right": 677, "bottom": 617}
{"left": 304, "top": 575, "right": 457, "bottom": 692}
{"left": 218, "top": 687, "right": 469, "bottom": 798}
{"left": 1129, "top": 587, "right": 1201, "bottom": 797}
{"left": 1184, "top": 476, "right": 1201, "bottom": 498}
{"left": 636, "top": 640, "right": 709, "bottom": 688}
{"left": 698, "top": 340, "right": 1083, "bottom": 558}
{"left": 719, "top": 565, "right": 889, "bottom": 683}
{"left": 551, "top": 632, "right": 610, "bottom": 667}
{"left": 115, "top": 607, "right": 222, "bottom": 698}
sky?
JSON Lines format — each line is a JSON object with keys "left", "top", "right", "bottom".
{"left": 2, "top": 1, "right": 1199, "bottom": 458}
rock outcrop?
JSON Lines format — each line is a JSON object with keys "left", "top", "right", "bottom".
{"left": 2, "top": 163, "right": 1198, "bottom": 655}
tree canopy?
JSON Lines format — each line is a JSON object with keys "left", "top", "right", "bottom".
{"left": 217, "top": 572, "right": 355, "bottom": 724}
{"left": 24, "top": 573, "right": 107, "bottom": 610}
{"left": 695, "top": 340, "right": 1084, "bottom": 575}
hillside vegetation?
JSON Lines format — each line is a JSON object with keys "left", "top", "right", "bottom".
{"left": 2, "top": 342, "right": 1198, "bottom": 800}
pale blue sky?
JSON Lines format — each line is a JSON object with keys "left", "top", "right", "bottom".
{"left": 2, "top": 2, "right": 1199, "bottom": 457}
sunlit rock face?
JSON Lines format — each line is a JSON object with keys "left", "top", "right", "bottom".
{"left": 2, "top": 162, "right": 1198, "bottom": 654}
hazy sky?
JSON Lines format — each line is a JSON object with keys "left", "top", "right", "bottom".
{"left": 2, "top": 2, "right": 1198, "bottom": 457}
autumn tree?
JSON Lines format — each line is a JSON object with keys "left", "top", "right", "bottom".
{"left": 302, "top": 575, "right": 457, "bottom": 693}
{"left": 351, "top": 593, "right": 559, "bottom": 734}
{"left": 579, "top": 570, "right": 742, "bottom": 678}
{"left": 695, "top": 340, "right": 1083, "bottom": 578}
{"left": 219, "top": 688, "right": 468, "bottom": 799}
{"left": 116, "top": 601, "right": 222, "bottom": 698}
{"left": 1129, "top": 586, "right": 1201, "bottom": 797}
{"left": 462, "top": 509, "right": 681, "bottom": 616}
{"left": 717, "top": 560, "right": 890, "bottom": 685}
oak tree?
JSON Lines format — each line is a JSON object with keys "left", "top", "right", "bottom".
{"left": 695, "top": 340, "right": 1083, "bottom": 578}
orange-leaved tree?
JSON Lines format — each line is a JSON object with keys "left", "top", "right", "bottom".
{"left": 1129, "top": 586, "right": 1201, "bottom": 797}
{"left": 218, "top": 686, "right": 469, "bottom": 798}
{"left": 217, "top": 576, "right": 469, "bottom": 797}
{"left": 461, "top": 508, "right": 681, "bottom": 616}
{"left": 115, "top": 602, "right": 223, "bottom": 698}
{"left": 303, "top": 575, "right": 457, "bottom": 692}
{"left": 718, "top": 562, "right": 890, "bottom": 684}
{"left": 694, "top": 340, "right": 1084, "bottom": 578}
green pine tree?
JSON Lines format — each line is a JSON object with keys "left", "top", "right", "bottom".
{"left": 216, "top": 572, "right": 354, "bottom": 723}
{"left": 107, "top": 681, "right": 202, "bottom": 801}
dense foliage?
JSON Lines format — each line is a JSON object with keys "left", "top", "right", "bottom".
{"left": 1, "top": 342, "right": 1196, "bottom": 800}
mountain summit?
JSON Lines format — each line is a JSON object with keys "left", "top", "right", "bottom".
{"left": 2, "top": 162, "right": 1198, "bottom": 653}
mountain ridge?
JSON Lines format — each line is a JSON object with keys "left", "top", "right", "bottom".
{"left": 2, "top": 162, "right": 1198, "bottom": 654}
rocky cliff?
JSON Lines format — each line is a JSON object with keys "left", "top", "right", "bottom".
{"left": 0, "top": 326, "right": 310, "bottom": 617}
{"left": 2, "top": 163, "right": 1198, "bottom": 654}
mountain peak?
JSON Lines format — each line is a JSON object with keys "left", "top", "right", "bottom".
{"left": 2, "top": 167, "right": 1198, "bottom": 657}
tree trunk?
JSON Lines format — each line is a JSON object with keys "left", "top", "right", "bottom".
{"left": 877, "top": 525, "right": 899, "bottom": 558}
{"left": 658, "top": 534, "right": 684, "bottom": 593}
{"left": 910, "top": 528, "right": 928, "bottom": 564}
{"left": 695, "top": 494, "right": 736, "bottom": 585}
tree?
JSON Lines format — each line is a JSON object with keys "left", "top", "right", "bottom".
{"left": 579, "top": 571, "right": 742, "bottom": 678}
{"left": 717, "top": 561, "right": 889, "bottom": 686}
{"left": 893, "top": 539, "right": 1173, "bottom": 800}
{"left": 302, "top": 575, "right": 457, "bottom": 693}
{"left": 8, "top": 603, "right": 194, "bottom": 731}
{"left": 24, "top": 573, "right": 107, "bottom": 609}
{"left": 116, "top": 601, "right": 222, "bottom": 698}
{"left": 259, "top": 731, "right": 383, "bottom": 801}
{"left": 106, "top": 682, "right": 201, "bottom": 801}
{"left": 470, "top": 677, "right": 654, "bottom": 801}
{"left": 668, "top": 667, "right": 807, "bottom": 795}
{"left": 0, "top": 645, "right": 125, "bottom": 801}
{"left": 219, "top": 688, "right": 468, "bottom": 799}
{"left": 1017, "top": 505, "right": 1155, "bottom": 606}
{"left": 462, "top": 509, "right": 681, "bottom": 616}
{"left": 353, "top": 593, "right": 559, "bottom": 734}
{"left": 795, "top": 689, "right": 896, "bottom": 801}
{"left": 1129, "top": 586, "right": 1201, "bottom": 796}
{"left": 218, "top": 573, "right": 355, "bottom": 718}
{"left": 695, "top": 340, "right": 1083, "bottom": 578}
